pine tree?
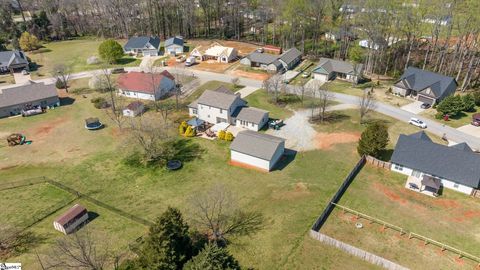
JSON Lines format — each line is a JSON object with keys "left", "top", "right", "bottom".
{"left": 138, "top": 207, "right": 193, "bottom": 270}
{"left": 436, "top": 95, "right": 465, "bottom": 117}
{"left": 183, "top": 243, "right": 241, "bottom": 270}
{"left": 357, "top": 121, "right": 389, "bottom": 158}
{"left": 462, "top": 94, "right": 476, "bottom": 112}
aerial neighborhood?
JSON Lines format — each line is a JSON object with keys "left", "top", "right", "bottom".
{"left": 1, "top": 0, "right": 480, "bottom": 269}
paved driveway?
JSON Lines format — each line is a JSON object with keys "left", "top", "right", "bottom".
{"left": 235, "top": 86, "right": 259, "bottom": 98}
{"left": 400, "top": 101, "right": 424, "bottom": 114}
{"left": 457, "top": 124, "right": 480, "bottom": 138}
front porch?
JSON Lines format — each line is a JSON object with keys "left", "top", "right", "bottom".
{"left": 405, "top": 175, "right": 441, "bottom": 197}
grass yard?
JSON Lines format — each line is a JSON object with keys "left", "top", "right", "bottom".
{"left": 320, "top": 166, "right": 480, "bottom": 269}
{"left": 0, "top": 73, "right": 15, "bottom": 86}
{"left": 323, "top": 80, "right": 412, "bottom": 107}
{"left": 421, "top": 106, "right": 479, "bottom": 128}
{"left": 1, "top": 85, "right": 391, "bottom": 269}
{"left": 26, "top": 38, "right": 141, "bottom": 78}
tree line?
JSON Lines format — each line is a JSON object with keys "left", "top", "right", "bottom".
{"left": 1, "top": 0, "right": 479, "bottom": 89}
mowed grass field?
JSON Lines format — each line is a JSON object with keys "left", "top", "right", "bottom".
{"left": 26, "top": 38, "right": 141, "bottom": 78}
{"left": 320, "top": 166, "right": 480, "bottom": 270}
{"left": 0, "top": 84, "right": 386, "bottom": 269}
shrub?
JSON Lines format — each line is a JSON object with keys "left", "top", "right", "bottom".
{"left": 55, "top": 78, "right": 66, "bottom": 89}
{"left": 88, "top": 73, "right": 108, "bottom": 91}
{"left": 184, "top": 126, "right": 196, "bottom": 137}
{"left": 179, "top": 121, "right": 188, "bottom": 135}
{"left": 90, "top": 97, "right": 107, "bottom": 109}
{"left": 436, "top": 95, "right": 464, "bottom": 117}
{"left": 218, "top": 130, "right": 226, "bottom": 140}
{"left": 224, "top": 132, "right": 234, "bottom": 141}
{"left": 462, "top": 94, "right": 476, "bottom": 112}
{"left": 473, "top": 91, "right": 480, "bottom": 106}
{"left": 435, "top": 111, "right": 444, "bottom": 119}
{"left": 357, "top": 121, "right": 389, "bottom": 158}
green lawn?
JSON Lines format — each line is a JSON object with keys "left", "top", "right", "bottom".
{"left": 27, "top": 38, "right": 141, "bottom": 78}
{"left": 421, "top": 106, "right": 479, "bottom": 128}
{"left": 321, "top": 166, "right": 480, "bottom": 270}
{"left": 0, "top": 74, "right": 15, "bottom": 86}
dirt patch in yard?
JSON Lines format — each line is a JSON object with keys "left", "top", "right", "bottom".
{"left": 373, "top": 182, "right": 407, "bottom": 204}
{"left": 221, "top": 40, "right": 259, "bottom": 56}
{"left": 193, "top": 61, "right": 233, "bottom": 73}
{"left": 34, "top": 117, "right": 68, "bottom": 137}
{"left": 315, "top": 132, "right": 360, "bottom": 150}
{"left": 272, "top": 182, "right": 311, "bottom": 200}
{"left": 233, "top": 69, "right": 270, "bottom": 81}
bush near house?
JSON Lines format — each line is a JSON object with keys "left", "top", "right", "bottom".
{"left": 184, "top": 126, "right": 196, "bottom": 137}
{"left": 357, "top": 121, "right": 389, "bottom": 158}
{"left": 218, "top": 130, "right": 226, "bottom": 140}
{"left": 179, "top": 121, "right": 188, "bottom": 135}
{"left": 91, "top": 97, "right": 107, "bottom": 109}
{"left": 225, "top": 132, "right": 234, "bottom": 141}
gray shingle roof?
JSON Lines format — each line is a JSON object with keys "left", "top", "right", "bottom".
{"left": 165, "top": 37, "right": 184, "bottom": 47}
{"left": 391, "top": 131, "right": 480, "bottom": 188}
{"left": 279, "top": 48, "right": 302, "bottom": 65}
{"left": 230, "top": 130, "right": 284, "bottom": 161}
{"left": 0, "top": 50, "right": 28, "bottom": 68}
{"left": 197, "top": 90, "right": 243, "bottom": 110}
{"left": 395, "top": 67, "right": 457, "bottom": 98}
{"left": 124, "top": 36, "right": 161, "bottom": 50}
{"left": 234, "top": 107, "right": 268, "bottom": 124}
{"left": 0, "top": 82, "right": 58, "bottom": 108}
{"left": 313, "top": 58, "right": 363, "bottom": 75}
{"left": 246, "top": 52, "right": 279, "bottom": 65}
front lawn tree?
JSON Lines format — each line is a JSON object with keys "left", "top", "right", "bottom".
{"left": 52, "top": 64, "right": 71, "bottom": 93}
{"left": 101, "top": 67, "right": 125, "bottom": 129}
{"left": 436, "top": 95, "right": 465, "bottom": 117}
{"left": 462, "top": 93, "right": 476, "bottom": 112}
{"left": 19, "top": 31, "right": 40, "bottom": 51}
{"left": 183, "top": 243, "right": 241, "bottom": 270}
{"left": 358, "top": 88, "right": 377, "bottom": 123}
{"left": 138, "top": 207, "right": 192, "bottom": 270}
{"left": 98, "top": 39, "right": 124, "bottom": 64}
{"left": 357, "top": 121, "right": 389, "bottom": 158}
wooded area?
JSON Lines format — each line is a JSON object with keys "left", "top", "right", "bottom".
{"left": 1, "top": 0, "right": 479, "bottom": 89}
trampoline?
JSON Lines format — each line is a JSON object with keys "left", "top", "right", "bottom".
{"left": 85, "top": 117, "right": 103, "bottom": 130}
{"left": 166, "top": 160, "right": 182, "bottom": 171}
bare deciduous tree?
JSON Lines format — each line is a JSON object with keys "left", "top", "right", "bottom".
{"left": 0, "top": 225, "right": 36, "bottom": 258}
{"left": 101, "top": 67, "right": 125, "bottom": 129}
{"left": 188, "top": 184, "right": 264, "bottom": 246}
{"left": 52, "top": 64, "right": 71, "bottom": 93}
{"left": 263, "top": 74, "right": 283, "bottom": 104}
{"left": 358, "top": 88, "right": 377, "bottom": 123}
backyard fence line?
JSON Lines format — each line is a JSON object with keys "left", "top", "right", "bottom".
{"left": 333, "top": 203, "right": 480, "bottom": 265}
{"left": 22, "top": 197, "right": 79, "bottom": 232}
{"left": 0, "top": 176, "right": 47, "bottom": 191}
{"left": 366, "top": 155, "right": 391, "bottom": 169}
{"left": 311, "top": 155, "right": 366, "bottom": 231}
{"left": 309, "top": 230, "right": 410, "bottom": 270}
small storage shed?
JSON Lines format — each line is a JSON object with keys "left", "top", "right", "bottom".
{"left": 53, "top": 204, "right": 89, "bottom": 234}
{"left": 230, "top": 130, "right": 285, "bottom": 171}
{"left": 123, "top": 101, "right": 145, "bottom": 117}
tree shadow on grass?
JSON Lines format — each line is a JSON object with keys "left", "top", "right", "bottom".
{"left": 59, "top": 97, "right": 76, "bottom": 106}
{"left": 171, "top": 139, "right": 204, "bottom": 163}
{"left": 116, "top": 58, "right": 137, "bottom": 65}
{"left": 310, "top": 111, "right": 351, "bottom": 124}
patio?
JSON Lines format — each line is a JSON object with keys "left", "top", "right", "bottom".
{"left": 405, "top": 175, "right": 441, "bottom": 197}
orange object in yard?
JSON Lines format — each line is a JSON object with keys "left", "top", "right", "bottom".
{"left": 443, "top": 115, "right": 449, "bottom": 121}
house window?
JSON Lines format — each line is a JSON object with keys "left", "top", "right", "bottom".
{"left": 453, "top": 183, "right": 459, "bottom": 189}
{"left": 220, "top": 108, "right": 223, "bottom": 114}
{"left": 192, "top": 108, "right": 197, "bottom": 114}
{"left": 394, "top": 164, "right": 403, "bottom": 171}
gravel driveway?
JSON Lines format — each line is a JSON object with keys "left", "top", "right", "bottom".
{"left": 267, "top": 104, "right": 356, "bottom": 151}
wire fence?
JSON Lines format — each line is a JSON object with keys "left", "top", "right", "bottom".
{"left": 333, "top": 203, "right": 480, "bottom": 265}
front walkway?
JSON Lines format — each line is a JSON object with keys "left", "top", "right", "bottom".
{"left": 235, "top": 86, "right": 259, "bottom": 98}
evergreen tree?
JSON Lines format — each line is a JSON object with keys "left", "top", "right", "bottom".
{"left": 357, "top": 121, "right": 389, "bottom": 158}
{"left": 473, "top": 91, "right": 480, "bottom": 106}
{"left": 436, "top": 95, "right": 465, "bottom": 117}
{"left": 462, "top": 94, "right": 476, "bottom": 112}
{"left": 19, "top": 32, "right": 40, "bottom": 51}
{"left": 183, "top": 243, "right": 241, "bottom": 270}
{"left": 138, "top": 207, "right": 193, "bottom": 270}
{"left": 98, "top": 39, "right": 124, "bottom": 64}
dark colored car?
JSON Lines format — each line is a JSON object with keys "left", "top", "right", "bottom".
{"left": 420, "top": 103, "right": 431, "bottom": 109}
{"left": 471, "top": 113, "right": 480, "bottom": 127}
{"left": 111, "top": 68, "right": 126, "bottom": 74}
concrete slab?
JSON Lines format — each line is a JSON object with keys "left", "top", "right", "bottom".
{"left": 235, "top": 86, "right": 258, "bottom": 98}
{"left": 401, "top": 101, "right": 424, "bottom": 114}
{"left": 457, "top": 124, "right": 480, "bottom": 138}
{"left": 283, "top": 70, "right": 299, "bottom": 82}
{"left": 13, "top": 72, "right": 32, "bottom": 85}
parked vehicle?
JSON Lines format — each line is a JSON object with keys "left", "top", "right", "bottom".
{"left": 185, "top": 56, "right": 196, "bottom": 66}
{"left": 471, "top": 113, "right": 480, "bottom": 127}
{"left": 409, "top": 117, "right": 427, "bottom": 129}
{"left": 420, "top": 103, "right": 431, "bottom": 109}
{"left": 176, "top": 55, "right": 186, "bottom": 63}
{"left": 111, "top": 68, "right": 126, "bottom": 74}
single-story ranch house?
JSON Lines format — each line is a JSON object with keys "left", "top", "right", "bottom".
{"left": 164, "top": 37, "right": 184, "bottom": 55}
{"left": 312, "top": 57, "right": 363, "bottom": 83}
{"left": 124, "top": 36, "right": 161, "bottom": 56}
{"left": 188, "top": 86, "right": 269, "bottom": 131}
{"left": 393, "top": 67, "right": 457, "bottom": 105}
{"left": 0, "top": 82, "right": 59, "bottom": 118}
{"left": 117, "top": 71, "right": 175, "bottom": 101}
{"left": 190, "top": 42, "right": 238, "bottom": 63}
{"left": 230, "top": 130, "right": 285, "bottom": 171}
{"left": 0, "top": 50, "right": 29, "bottom": 73}
{"left": 240, "top": 47, "right": 302, "bottom": 73}
{"left": 53, "top": 204, "right": 89, "bottom": 234}
{"left": 390, "top": 131, "right": 480, "bottom": 196}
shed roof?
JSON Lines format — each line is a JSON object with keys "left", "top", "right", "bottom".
{"left": 230, "top": 130, "right": 284, "bottom": 161}
{"left": 391, "top": 131, "right": 480, "bottom": 188}
{"left": 0, "top": 82, "right": 58, "bottom": 108}
{"left": 395, "top": 67, "right": 457, "bottom": 98}
{"left": 117, "top": 71, "right": 174, "bottom": 94}
{"left": 124, "top": 36, "right": 161, "bottom": 50}
{"left": 55, "top": 204, "right": 88, "bottom": 226}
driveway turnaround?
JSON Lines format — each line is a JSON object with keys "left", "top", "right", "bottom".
{"left": 400, "top": 101, "right": 425, "bottom": 114}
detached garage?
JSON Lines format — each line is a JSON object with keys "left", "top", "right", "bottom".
{"left": 229, "top": 130, "right": 285, "bottom": 171}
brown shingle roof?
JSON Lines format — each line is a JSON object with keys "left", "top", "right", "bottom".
{"left": 55, "top": 204, "right": 88, "bottom": 226}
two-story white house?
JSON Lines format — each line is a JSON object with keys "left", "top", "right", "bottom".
{"left": 117, "top": 71, "right": 175, "bottom": 101}
{"left": 188, "top": 86, "right": 269, "bottom": 131}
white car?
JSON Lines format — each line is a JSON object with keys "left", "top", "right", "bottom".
{"left": 409, "top": 117, "right": 427, "bottom": 129}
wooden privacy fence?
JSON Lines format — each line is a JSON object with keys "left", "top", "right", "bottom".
{"left": 310, "top": 230, "right": 409, "bottom": 270}
{"left": 333, "top": 203, "right": 480, "bottom": 266}
{"left": 366, "top": 155, "right": 391, "bottom": 169}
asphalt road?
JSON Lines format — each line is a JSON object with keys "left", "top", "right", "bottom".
{"left": 29, "top": 66, "right": 480, "bottom": 151}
